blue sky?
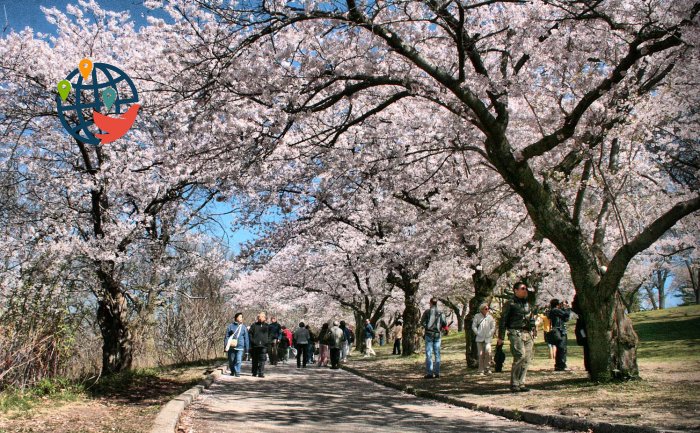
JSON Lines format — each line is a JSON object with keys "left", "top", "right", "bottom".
{"left": 0, "top": 0, "right": 163, "bottom": 34}
{"left": 1, "top": 0, "right": 259, "bottom": 252}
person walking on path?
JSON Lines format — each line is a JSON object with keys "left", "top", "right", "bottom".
{"left": 339, "top": 320, "right": 351, "bottom": 361}
{"left": 317, "top": 323, "right": 331, "bottom": 367}
{"left": 329, "top": 320, "right": 344, "bottom": 369}
{"left": 421, "top": 297, "right": 447, "bottom": 379}
{"left": 548, "top": 299, "right": 572, "bottom": 371}
{"left": 293, "top": 322, "right": 311, "bottom": 368}
{"left": 498, "top": 282, "right": 537, "bottom": 392}
{"left": 392, "top": 320, "right": 403, "bottom": 355}
{"left": 224, "top": 312, "right": 249, "bottom": 377}
{"left": 281, "top": 326, "right": 293, "bottom": 362}
{"left": 249, "top": 312, "right": 271, "bottom": 378}
{"left": 363, "top": 319, "right": 376, "bottom": 357}
{"left": 471, "top": 303, "right": 496, "bottom": 375}
{"left": 268, "top": 316, "right": 282, "bottom": 366}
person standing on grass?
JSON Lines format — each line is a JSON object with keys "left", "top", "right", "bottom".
{"left": 363, "top": 319, "right": 377, "bottom": 357}
{"left": 472, "top": 303, "right": 496, "bottom": 375}
{"left": 540, "top": 311, "right": 556, "bottom": 360}
{"left": 421, "top": 297, "right": 447, "bottom": 379}
{"left": 377, "top": 325, "right": 386, "bottom": 346}
{"left": 498, "top": 282, "right": 537, "bottom": 393}
{"left": 224, "top": 312, "right": 249, "bottom": 377}
{"left": 392, "top": 320, "right": 403, "bottom": 355}
{"left": 329, "top": 320, "right": 344, "bottom": 369}
{"left": 293, "top": 322, "right": 311, "bottom": 368}
{"left": 548, "top": 299, "right": 572, "bottom": 372}
{"left": 249, "top": 312, "right": 271, "bottom": 378}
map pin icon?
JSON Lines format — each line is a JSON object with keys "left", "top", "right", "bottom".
{"left": 57, "top": 80, "right": 71, "bottom": 101}
{"left": 79, "top": 58, "right": 93, "bottom": 80}
{"left": 101, "top": 86, "right": 117, "bottom": 111}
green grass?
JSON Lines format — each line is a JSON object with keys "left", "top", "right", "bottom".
{"left": 0, "top": 378, "right": 85, "bottom": 413}
{"left": 417, "top": 305, "right": 700, "bottom": 364}
{"left": 630, "top": 305, "right": 700, "bottom": 359}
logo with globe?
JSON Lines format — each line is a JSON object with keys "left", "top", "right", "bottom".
{"left": 56, "top": 58, "right": 140, "bottom": 145}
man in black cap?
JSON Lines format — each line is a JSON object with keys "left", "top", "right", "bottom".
{"left": 497, "top": 282, "right": 536, "bottom": 392}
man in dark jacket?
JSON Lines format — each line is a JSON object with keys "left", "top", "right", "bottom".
{"left": 249, "top": 312, "right": 271, "bottom": 378}
{"left": 268, "top": 316, "right": 282, "bottom": 366}
{"left": 497, "top": 282, "right": 536, "bottom": 392}
{"left": 548, "top": 299, "right": 572, "bottom": 371}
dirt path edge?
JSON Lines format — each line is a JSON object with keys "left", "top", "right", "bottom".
{"left": 149, "top": 364, "right": 226, "bottom": 433}
{"left": 340, "top": 365, "right": 674, "bottom": 433}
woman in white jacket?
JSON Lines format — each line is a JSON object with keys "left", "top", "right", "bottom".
{"left": 472, "top": 303, "right": 496, "bottom": 375}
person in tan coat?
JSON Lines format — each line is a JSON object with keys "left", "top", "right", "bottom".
{"left": 392, "top": 320, "right": 403, "bottom": 355}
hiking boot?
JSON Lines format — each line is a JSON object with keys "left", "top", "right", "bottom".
{"left": 519, "top": 386, "right": 530, "bottom": 392}
{"left": 424, "top": 374, "right": 434, "bottom": 379}
{"left": 258, "top": 374, "right": 265, "bottom": 378}
{"left": 434, "top": 374, "right": 440, "bottom": 378}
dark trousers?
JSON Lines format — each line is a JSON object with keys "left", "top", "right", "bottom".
{"left": 330, "top": 347, "right": 341, "bottom": 368}
{"left": 268, "top": 341, "right": 279, "bottom": 365}
{"left": 392, "top": 338, "right": 402, "bottom": 355}
{"left": 251, "top": 347, "right": 267, "bottom": 376}
{"left": 296, "top": 343, "right": 309, "bottom": 367}
{"left": 554, "top": 334, "right": 568, "bottom": 370}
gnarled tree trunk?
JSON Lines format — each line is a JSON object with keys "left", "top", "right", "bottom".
{"left": 583, "top": 290, "right": 638, "bottom": 381}
{"left": 96, "top": 266, "right": 133, "bottom": 374}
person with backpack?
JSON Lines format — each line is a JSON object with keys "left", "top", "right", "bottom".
{"left": 471, "top": 303, "right": 496, "bottom": 375}
{"left": 548, "top": 298, "right": 572, "bottom": 372}
{"left": 223, "top": 312, "right": 249, "bottom": 377}
{"left": 421, "top": 297, "right": 447, "bottom": 379}
{"left": 363, "top": 319, "right": 376, "bottom": 357}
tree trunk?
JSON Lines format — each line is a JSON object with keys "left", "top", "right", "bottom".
{"left": 96, "top": 279, "right": 133, "bottom": 374}
{"left": 387, "top": 266, "right": 423, "bottom": 357}
{"left": 401, "top": 289, "right": 421, "bottom": 356}
{"left": 353, "top": 311, "right": 366, "bottom": 353}
{"left": 584, "top": 290, "right": 639, "bottom": 382}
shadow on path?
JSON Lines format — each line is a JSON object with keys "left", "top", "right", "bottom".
{"left": 179, "top": 362, "right": 564, "bottom": 433}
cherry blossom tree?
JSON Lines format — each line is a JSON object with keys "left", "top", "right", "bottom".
{"left": 172, "top": 0, "right": 700, "bottom": 381}
{"left": 0, "top": 2, "right": 246, "bottom": 373}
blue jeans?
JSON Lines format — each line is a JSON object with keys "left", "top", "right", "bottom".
{"left": 228, "top": 348, "right": 243, "bottom": 375}
{"left": 425, "top": 333, "right": 441, "bottom": 376}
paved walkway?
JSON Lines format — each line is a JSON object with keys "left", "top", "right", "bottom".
{"left": 177, "top": 361, "right": 571, "bottom": 433}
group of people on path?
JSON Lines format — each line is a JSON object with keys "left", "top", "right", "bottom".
{"left": 225, "top": 281, "right": 586, "bottom": 393}
{"left": 420, "top": 282, "right": 583, "bottom": 393}
{"left": 224, "top": 313, "right": 356, "bottom": 377}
